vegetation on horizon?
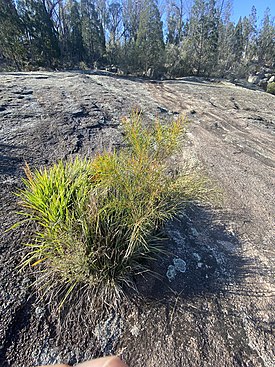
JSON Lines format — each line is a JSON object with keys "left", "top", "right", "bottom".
{"left": 266, "top": 82, "right": 275, "bottom": 95}
{"left": 0, "top": 0, "right": 274, "bottom": 78}
{"left": 14, "top": 113, "right": 213, "bottom": 307}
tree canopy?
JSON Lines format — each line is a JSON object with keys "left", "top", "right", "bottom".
{"left": 0, "top": 0, "right": 274, "bottom": 77}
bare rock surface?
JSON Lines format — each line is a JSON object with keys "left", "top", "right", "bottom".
{"left": 0, "top": 72, "right": 274, "bottom": 367}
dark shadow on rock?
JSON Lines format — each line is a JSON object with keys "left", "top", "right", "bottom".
{"left": 0, "top": 144, "right": 26, "bottom": 175}
{"left": 40, "top": 204, "right": 254, "bottom": 364}
{"left": 1, "top": 205, "right": 263, "bottom": 366}
{"left": 134, "top": 205, "right": 251, "bottom": 302}
{"left": 0, "top": 296, "right": 34, "bottom": 367}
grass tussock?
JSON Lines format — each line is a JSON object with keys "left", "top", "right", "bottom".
{"left": 14, "top": 112, "right": 213, "bottom": 306}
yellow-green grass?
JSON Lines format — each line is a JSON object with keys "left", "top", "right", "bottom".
{"left": 14, "top": 112, "right": 212, "bottom": 306}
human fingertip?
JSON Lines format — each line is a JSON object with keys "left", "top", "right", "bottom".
{"left": 103, "top": 356, "right": 128, "bottom": 367}
{"left": 76, "top": 356, "right": 127, "bottom": 367}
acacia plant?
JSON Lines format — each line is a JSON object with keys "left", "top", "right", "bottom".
{"left": 14, "top": 112, "right": 211, "bottom": 306}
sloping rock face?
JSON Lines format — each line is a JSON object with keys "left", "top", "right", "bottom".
{"left": 0, "top": 72, "right": 274, "bottom": 367}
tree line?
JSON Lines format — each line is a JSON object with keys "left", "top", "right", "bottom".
{"left": 0, "top": 0, "right": 274, "bottom": 78}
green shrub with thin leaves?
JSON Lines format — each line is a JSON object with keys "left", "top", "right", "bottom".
{"left": 267, "top": 82, "right": 275, "bottom": 95}
{"left": 14, "top": 112, "right": 212, "bottom": 306}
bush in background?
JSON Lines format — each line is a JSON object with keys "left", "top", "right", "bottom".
{"left": 267, "top": 82, "right": 275, "bottom": 95}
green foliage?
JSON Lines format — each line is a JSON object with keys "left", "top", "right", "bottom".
{"left": 135, "top": 0, "right": 164, "bottom": 73}
{"left": 257, "top": 8, "right": 275, "bottom": 66}
{"left": 81, "top": 0, "right": 106, "bottom": 65}
{"left": 0, "top": 0, "right": 27, "bottom": 70}
{"left": 1, "top": 0, "right": 275, "bottom": 77}
{"left": 184, "top": 0, "right": 219, "bottom": 76}
{"left": 17, "top": 0, "right": 60, "bottom": 67}
{"left": 15, "top": 113, "right": 212, "bottom": 305}
{"left": 266, "top": 82, "right": 275, "bottom": 95}
{"left": 66, "top": 0, "right": 84, "bottom": 64}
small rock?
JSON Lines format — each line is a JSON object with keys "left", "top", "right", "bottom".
{"left": 157, "top": 106, "right": 168, "bottom": 113}
{"left": 146, "top": 68, "right": 154, "bottom": 78}
{"left": 256, "top": 71, "right": 265, "bottom": 78}
{"left": 248, "top": 75, "right": 260, "bottom": 84}
{"left": 259, "top": 79, "right": 268, "bottom": 90}
{"left": 109, "top": 66, "right": 118, "bottom": 73}
{"left": 268, "top": 75, "right": 275, "bottom": 83}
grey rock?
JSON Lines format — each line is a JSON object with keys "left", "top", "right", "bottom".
{"left": 146, "top": 68, "right": 155, "bottom": 78}
{"left": 247, "top": 75, "right": 260, "bottom": 84}
{"left": 258, "top": 78, "right": 268, "bottom": 90}
{"left": 255, "top": 71, "right": 265, "bottom": 78}
{"left": 0, "top": 71, "right": 274, "bottom": 367}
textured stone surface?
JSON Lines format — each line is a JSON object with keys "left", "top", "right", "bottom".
{"left": 0, "top": 72, "right": 274, "bottom": 367}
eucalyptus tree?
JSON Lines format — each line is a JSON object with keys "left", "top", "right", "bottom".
{"left": 106, "top": 1, "right": 123, "bottom": 64}
{"left": 66, "top": 0, "right": 84, "bottom": 64}
{"left": 166, "top": 0, "right": 186, "bottom": 45}
{"left": 108, "top": 1, "right": 123, "bottom": 46}
{"left": 80, "top": 0, "right": 106, "bottom": 65}
{"left": 136, "top": 0, "right": 165, "bottom": 74}
{"left": 257, "top": 8, "right": 275, "bottom": 66}
{"left": 184, "top": 0, "right": 219, "bottom": 75}
{"left": 232, "top": 17, "right": 244, "bottom": 64}
{"left": 0, "top": 0, "right": 26, "bottom": 69}
{"left": 17, "top": 0, "right": 60, "bottom": 67}
{"left": 216, "top": 0, "right": 233, "bottom": 75}
{"left": 242, "top": 6, "right": 257, "bottom": 63}
{"left": 119, "top": 0, "right": 142, "bottom": 71}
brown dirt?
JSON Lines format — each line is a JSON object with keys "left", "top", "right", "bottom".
{"left": 0, "top": 72, "right": 274, "bottom": 367}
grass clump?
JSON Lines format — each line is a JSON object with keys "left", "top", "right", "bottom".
{"left": 15, "top": 112, "right": 212, "bottom": 306}
{"left": 267, "top": 82, "right": 275, "bottom": 95}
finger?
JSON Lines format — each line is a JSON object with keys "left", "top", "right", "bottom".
{"left": 77, "top": 356, "right": 128, "bottom": 367}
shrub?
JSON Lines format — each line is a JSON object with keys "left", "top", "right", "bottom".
{"left": 267, "top": 82, "right": 275, "bottom": 95}
{"left": 14, "top": 112, "right": 212, "bottom": 306}
{"left": 79, "top": 61, "right": 89, "bottom": 71}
